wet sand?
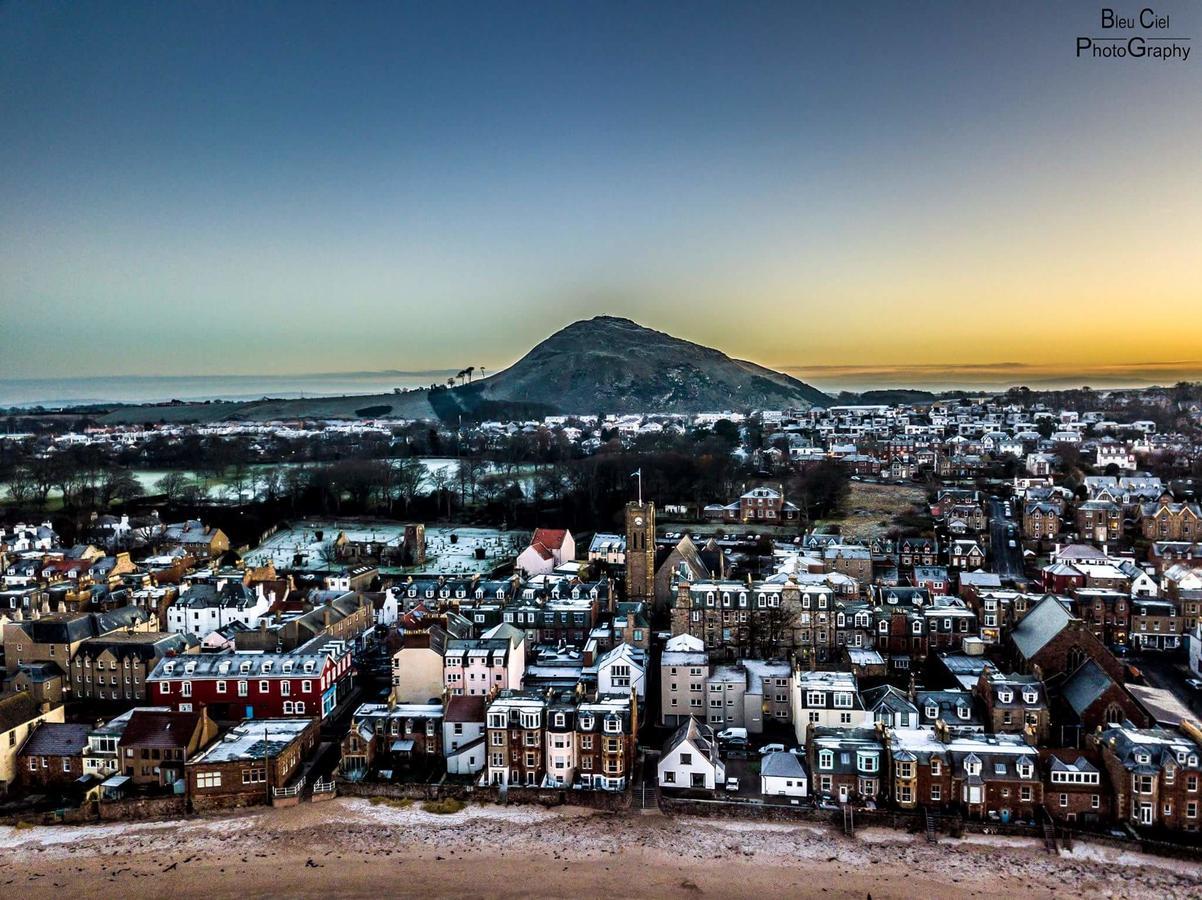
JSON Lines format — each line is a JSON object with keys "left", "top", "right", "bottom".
{"left": 0, "top": 798, "right": 1197, "bottom": 899}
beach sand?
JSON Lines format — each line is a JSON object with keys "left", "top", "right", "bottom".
{"left": 0, "top": 799, "right": 1197, "bottom": 899}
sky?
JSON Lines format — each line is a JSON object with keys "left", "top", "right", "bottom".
{"left": 2, "top": 1, "right": 1200, "bottom": 392}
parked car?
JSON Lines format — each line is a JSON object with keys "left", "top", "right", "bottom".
{"left": 758, "top": 743, "right": 787, "bottom": 755}
{"left": 717, "top": 727, "right": 748, "bottom": 742}
{"left": 1186, "top": 678, "right": 1202, "bottom": 691}
{"left": 725, "top": 777, "right": 740, "bottom": 792}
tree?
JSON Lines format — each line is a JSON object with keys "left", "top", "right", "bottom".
{"left": 318, "top": 539, "right": 341, "bottom": 570}
{"left": 155, "top": 471, "right": 189, "bottom": 505}
{"left": 100, "top": 468, "right": 144, "bottom": 508}
{"left": 786, "top": 460, "right": 851, "bottom": 522}
{"left": 391, "top": 458, "right": 427, "bottom": 515}
{"left": 745, "top": 598, "right": 801, "bottom": 659}
{"left": 5, "top": 465, "right": 36, "bottom": 507}
{"left": 429, "top": 466, "right": 454, "bottom": 519}
{"left": 456, "top": 457, "right": 487, "bottom": 505}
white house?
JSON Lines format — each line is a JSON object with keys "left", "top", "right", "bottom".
{"left": 760, "top": 751, "right": 808, "bottom": 798}
{"left": 595, "top": 642, "right": 646, "bottom": 700}
{"left": 790, "top": 670, "right": 873, "bottom": 745}
{"left": 165, "top": 582, "right": 272, "bottom": 638}
{"left": 443, "top": 694, "right": 486, "bottom": 776}
{"left": 658, "top": 718, "right": 725, "bottom": 791}
{"left": 516, "top": 528, "right": 576, "bottom": 577}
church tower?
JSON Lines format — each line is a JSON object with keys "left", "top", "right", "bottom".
{"left": 624, "top": 500, "right": 656, "bottom": 600}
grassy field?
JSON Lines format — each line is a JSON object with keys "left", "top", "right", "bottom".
{"left": 819, "top": 480, "right": 927, "bottom": 539}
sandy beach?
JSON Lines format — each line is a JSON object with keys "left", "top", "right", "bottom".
{"left": 0, "top": 799, "right": 1198, "bottom": 899}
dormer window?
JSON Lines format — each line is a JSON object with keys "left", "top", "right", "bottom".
{"left": 926, "top": 704, "right": 939, "bottom": 720}
{"left": 1135, "top": 751, "right": 1151, "bottom": 765}
{"left": 957, "top": 705, "right": 970, "bottom": 719}
{"left": 998, "top": 691, "right": 1013, "bottom": 704}
{"left": 1023, "top": 690, "right": 1038, "bottom": 705}
{"left": 818, "top": 750, "right": 834, "bottom": 770}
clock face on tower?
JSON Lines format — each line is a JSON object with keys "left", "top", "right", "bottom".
{"left": 634, "top": 516, "right": 644, "bottom": 526}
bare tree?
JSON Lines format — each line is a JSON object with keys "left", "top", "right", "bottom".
{"left": 391, "top": 458, "right": 427, "bottom": 516}
{"left": 155, "top": 471, "right": 189, "bottom": 505}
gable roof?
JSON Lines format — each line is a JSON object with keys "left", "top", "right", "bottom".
{"left": 531, "top": 529, "right": 569, "bottom": 550}
{"left": 0, "top": 693, "right": 46, "bottom": 734}
{"left": 1061, "top": 659, "right": 1113, "bottom": 716}
{"left": 119, "top": 710, "right": 203, "bottom": 749}
{"left": 1011, "top": 595, "right": 1073, "bottom": 660}
{"left": 20, "top": 722, "right": 91, "bottom": 757}
{"left": 760, "top": 750, "right": 806, "bottom": 779}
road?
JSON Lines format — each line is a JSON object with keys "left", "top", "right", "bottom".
{"left": 988, "top": 498, "right": 1025, "bottom": 580}
{"left": 1135, "top": 652, "right": 1202, "bottom": 720}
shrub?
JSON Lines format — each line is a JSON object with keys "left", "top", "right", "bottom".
{"left": 421, "top": 798, "right": 465, "bottom": 815}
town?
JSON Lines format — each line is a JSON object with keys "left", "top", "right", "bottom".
{"left": 2, "top": 383, "right": 1202, "bottom": 864}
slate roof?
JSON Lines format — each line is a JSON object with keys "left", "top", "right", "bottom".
{"left": 663, "top": 717, "right": 719, "bottom": 762}
{"left": 119, "top": 710, "right": 202, "bottom": 749}
{"left": 761, "top": 750, "right": 807, "bottom": 779}
{"left": 0, "top": 693, "right": 44, "bottom": 734}
{"left": 1061, "top": 660, "right": 1114, "bottom": 717}
{"left": 1011, "top": 595, "right": 1073, "bottom": 660}
{"left": 19, "top": 723, "right": 91, "bottom": 758}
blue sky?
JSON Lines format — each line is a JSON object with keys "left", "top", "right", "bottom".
{"left": 2, "top": 2, "right": 1199, "bottom": 383}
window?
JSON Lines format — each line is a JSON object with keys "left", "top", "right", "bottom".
{"left": 238, "top": 681, "right": 248, "bottom": 697}
{"left": 196, "top": 771, "right": 222, "bottom": 789}
{"left": 259, "top": 680, "right": 270, "bottom": 693}
{"left": 680, "top": 753, "right": 692, "bottom": 766}
{"left": 663, "top": 771, "right": 676, "bottom": 784}
{"left": 818, "top": 750, "right": 833, "bottom": 770}
{"left": 242, "top": 767, "right": 266, "bottom": 784}
{"left": 930, "top": 785, "right": 941, "bottom": 801}
{"left": 216, "top": 681, "right": 227, "bottom": 694}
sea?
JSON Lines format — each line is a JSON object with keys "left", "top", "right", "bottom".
{"left": 0, "top": 371, "right": 458, "bottom": 409}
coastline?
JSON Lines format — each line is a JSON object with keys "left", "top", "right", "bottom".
{"left": 1, "top": 799, "right": 1197, "bottom": 899}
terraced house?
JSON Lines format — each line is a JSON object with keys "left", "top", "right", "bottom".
{"left": 1094, "top": 724, "right": 1202, "bottom": 831}
{"left": 670, "top": 578, "right": 806, "bottom": 660}
{"left": 1141, "top": 500, "right": 1201, "bottom": 542}
{"left": 887, "top": 725, "right": 1042, "bottom": 821}
{"left": 485, "top": 689, "right": 637, "bottom": 791}
{"left": 147, "top": 636, "right": 351, "bottom": 720}
{"left": 70, "top": 631, "right": 198, "bottom": 702}
{"left": 807, "top": 725, "right": 884, "bottom": 805}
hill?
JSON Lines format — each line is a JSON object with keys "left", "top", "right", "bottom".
{"left": 100, "top": 316, "right": 829, "bottom": 423}
{"left": 456, "top": 316, "right": 829, "bottom": 415}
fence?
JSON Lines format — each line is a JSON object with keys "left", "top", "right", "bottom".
{"left": 273, "top": 776, "right": 306, "bottom": 799}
